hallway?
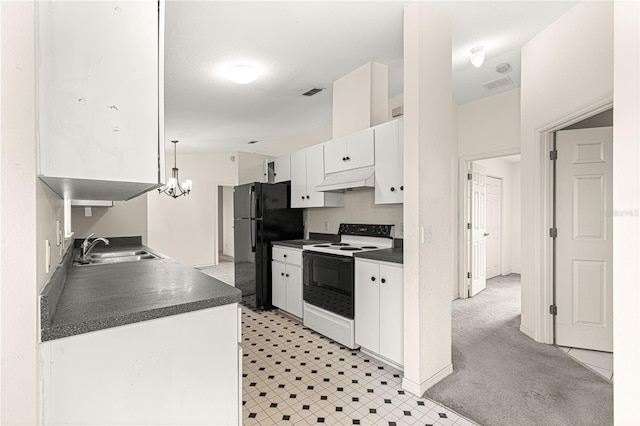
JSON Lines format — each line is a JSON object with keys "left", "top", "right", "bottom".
{"left": 425, "top": 275, "right": 613, "bottom": 426}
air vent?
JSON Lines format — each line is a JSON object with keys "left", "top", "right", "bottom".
{"left": 482, "top": 75, "right": 514, "bottom": 91}
{"left": 392, "top": 106, "right": 404, "bottom": 118}
{"left": 302, "top": 88, "right": 324, "bottom": 96}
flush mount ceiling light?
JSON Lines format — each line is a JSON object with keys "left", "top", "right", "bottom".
{"left": 158, "top": 140, "right": 192, "bottom": 199}
{"left": 227, "top": 64, "right": 259, "bottom": 84}
{"left": 469, "top": 46, "right": 485, "bottom": 68}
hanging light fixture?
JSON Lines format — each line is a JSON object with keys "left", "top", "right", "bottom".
{"left": 469, "top": 46, "right": 485, "bottom": 68}
{"left": 158, "top": 140, "right": 192, "bottom": 198}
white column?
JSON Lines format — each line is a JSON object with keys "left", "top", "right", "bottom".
{"left": 613, "top": 0, "right": 640, "bottom": 421}
{"left": 1, "top": 1, "right": 39, "bottom": 423}
{"left": 402, "top": 3, "right": 455, "bottom": 396}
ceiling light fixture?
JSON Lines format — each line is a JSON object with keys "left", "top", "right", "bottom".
{"left": 227, "top": 64, "right": 259, "bottom": 84}
{"left": 469, "top": 46, "right": 485, "bottom": 68}
{"left": 158, "top": 140, "right": 192, "bottom": 199}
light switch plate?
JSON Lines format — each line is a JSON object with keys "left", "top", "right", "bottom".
{"left": 422, "top": 225, "right": 432, "bottom": 243}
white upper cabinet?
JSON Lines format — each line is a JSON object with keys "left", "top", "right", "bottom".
{"left": 36, "top": 1, "right": 164, "bottom": 201}
{"left": 290, "top": 145, "right": 343, "bottom": 208}
{"left": 374, "top": 119, "right": 404, "bottom": 204}
{"left": 273, "top": 154, "right": 291, "bottom": 183}
{"left": 324, "top": 128, "right": 374, "bottom": 174}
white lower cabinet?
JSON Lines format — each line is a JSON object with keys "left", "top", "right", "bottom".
{"left": 272, "top": 246, "right": 303, "bottom": 318}
{"left": 355, "top": 259, "right": 403, "bottom": 367}
{"left": 40, "top": 304, "right": 240, "bottom": 425}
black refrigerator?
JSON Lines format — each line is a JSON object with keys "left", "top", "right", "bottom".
{"left": 234, "top": 182, "right": 304, "bottom": 310}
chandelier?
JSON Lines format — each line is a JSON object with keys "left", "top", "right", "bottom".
{"left": 158, "top": 140, "right": 192, "bottom": 198}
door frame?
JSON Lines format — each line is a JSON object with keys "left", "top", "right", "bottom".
{"left": 458, "top": 148, "right": 520, "bottom": 299}
{"left": 528, "top": 96, "right": 613, "bottom": 344}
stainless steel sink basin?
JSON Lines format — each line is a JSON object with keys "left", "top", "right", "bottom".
{"left": 90, "top": 250, "right": 151, "bottom": 259}
{"left": 74, "top": 249, "right": 160, "bottom": 266}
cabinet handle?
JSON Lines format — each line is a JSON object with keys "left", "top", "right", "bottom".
{"left": 342, "top": 157, "right": 346, "bottom": 161}
{"left": 400, "top": 186, "right": 404, "bottom": 191}
{"left": 274, "top": 173, "right": 277, "bottom": 176}
{"left": 371, "top": 276, "right": 376, "bottom": 282}
{"left": 346, "top": 156, "right": 351, "bottom": 161}
{"left": 301, "top": 196, "right": 305, "bottom": 200}
{"left": 283, "top": 254, "right": 287, "bottom": 257}
{"left": 306, "top": 195, "right": 310, "bottom": 199}
{"left": 286, "top": 274, "right": 290, "bottom": 277}
{"left": 281, "top": 272, "right": 285, "bottom": 276}
{"left": 390, "top": 187, "right": 395, "bottom": 192}
{"left": 381, "top": 278, "right": 386, "bottom": 284}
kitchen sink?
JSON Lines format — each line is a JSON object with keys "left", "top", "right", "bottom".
{"left": 73, "top": 249, "right": 160, "bottom": 266}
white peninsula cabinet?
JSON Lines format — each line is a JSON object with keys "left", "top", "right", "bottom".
{"left": 36, "top": 1, "right": 164, "bottom": 201}
{"left": 324, "top": 128, "right": 375, "bottom": 174}
{"left": 374, "top": 119, "right": 404, "bottom": 204}
{"left": 290, "top": 144, "right": 344, "bottom": 208}
{"left": 355, "top": 258, "right": 403, "bottom": 368}
{"left": 41, "top": 304, "right": 241, "bottom": 425}
{"left": 272, "top": 246, "right": 303, "bottom": 318}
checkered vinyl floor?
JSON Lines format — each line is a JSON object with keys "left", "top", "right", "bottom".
{"left": 241, "top": 307, "right": 475, "bottom": 426}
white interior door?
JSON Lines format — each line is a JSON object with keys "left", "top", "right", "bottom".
{"left": 555, "top": 127, "right": 613, "bottom": 352}
{"left": 485, "top": 176, "right": 502, "bottom": 279}
{"left": 469, "top": 163, "right": 487, "bottom": 297}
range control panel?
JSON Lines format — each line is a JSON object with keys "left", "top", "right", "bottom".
{"left": 338, "top": 223, "right": 394, "bottom": 238}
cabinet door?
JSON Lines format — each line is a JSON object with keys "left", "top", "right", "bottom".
{"left": 305, "top": 144, "right": 326, "bottom": 208}
{"left": 379, "top": 264, "right": 404, "bottom": 365}
{"left": 274, "top": 154, "right": 291, "bottom": 183}
{"left": 374, "top": 121, "right": 403, "bottom": 204}
{"left": 285, "top": 265, "right": 303, "bottom": 318}
{"left": 271, "top": 262, "right": 287, "bottom": 309}
{"left": 290, "top": 149, "right": 307, "bottom": 208}
{"left": 355, "top": 260, "right": 380, "bottom": 352}
{"left": 37, "top": 1, "right": 159, "bottom": 186}
{"left": 323, "top": 137, "right": 348, "bottom": 174}
{"left": 346, "top": 129, "right": 374, "bottom": 170}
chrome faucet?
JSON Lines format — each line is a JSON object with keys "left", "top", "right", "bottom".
{"left": 81, "top": 233, "right": 110, "bottom": 261}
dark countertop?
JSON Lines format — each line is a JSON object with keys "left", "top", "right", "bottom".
{"left": 354, "top": 248, "right": 404, "bottom": 264}
{"left": 272, "top": 239, "right": 332, "bottom": 249}
{"left": 40, "top": 240, "right": 241, "bottom": 342}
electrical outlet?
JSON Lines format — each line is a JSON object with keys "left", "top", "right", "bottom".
{"left": 421, "top": 225, "right": 432, "bottom": 244}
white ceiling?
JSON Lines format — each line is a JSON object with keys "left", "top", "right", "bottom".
{"left": 164, "top": 1, "right": 578, "bottom": 154}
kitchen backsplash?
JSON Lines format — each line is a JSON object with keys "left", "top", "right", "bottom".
{"left": 304, "top": 190, "right": 403, "bottom": 238}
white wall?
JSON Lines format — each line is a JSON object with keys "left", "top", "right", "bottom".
{"left": 474, "top": 157, "right": 521, "bottom": 275}
{"left": 402, "top": 2, "right": 456, "bottom": 396}
{"left": 71, "top": 194, "right": 148, "bottom": 243}
{"left": 520, "top": 1, "right": 613, "bottom": 342}
{"left": 458, "top": 88, "right": 520, "bottom": 157}
{"left": 148, "top": 153, "right": 237, "bottom": 267}
{"left": 1, "top": 3, "right": 64, "bottom": 422}
{"left": 305, "top": 191, "right": 403, "bottom": 236}
{"left": 613, "top": 0, "right": 640, "bottom": 421}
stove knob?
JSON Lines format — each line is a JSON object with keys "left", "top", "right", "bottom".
{"left": 376, "top": 226, "right": 383, "bottom": 235}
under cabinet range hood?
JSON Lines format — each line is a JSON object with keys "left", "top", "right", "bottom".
{"left": 316, "top": 167, "right": 375, "bottom": 192}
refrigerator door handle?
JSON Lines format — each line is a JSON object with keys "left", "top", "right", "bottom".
{"left": 251, "top": 220, "right": 256, "bottom": 252}
{"left": 249, "top": 185, "right": 255, "bottom": 219}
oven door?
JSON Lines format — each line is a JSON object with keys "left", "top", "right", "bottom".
{"left": 303, "top": 251, "right": 354, "bottom": 319}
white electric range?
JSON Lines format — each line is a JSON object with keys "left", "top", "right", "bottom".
{"left": 302, "top": 224, "right": 394, "bottom": 349}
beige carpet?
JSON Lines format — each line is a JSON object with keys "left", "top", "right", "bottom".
{"left": 424, "top": 274, "right": 613, "bottom": 426}
{"left": 199, "top": 254, "right": 234, "bottom": 286}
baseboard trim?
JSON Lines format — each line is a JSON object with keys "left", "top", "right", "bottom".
{"left": 402, "top": 363, "right": 453, "bottom": 397}
{"left": 519, "top": 324, "right": 536, "bottom": 340}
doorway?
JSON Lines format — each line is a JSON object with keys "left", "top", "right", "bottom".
{"left": 460, "top": 153, "right": 521, "bottom": 299}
